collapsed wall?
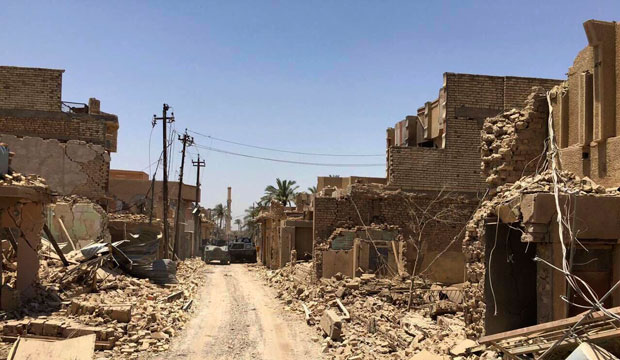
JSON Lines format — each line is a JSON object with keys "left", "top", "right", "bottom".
{"left": 464, "top": 91, "right": 553, "bottom": 336}
{"left": 481, "top": 88, "right": 549, "bottom": 191}
{"left": 320, "top": 224, "right": 405, "bottom": 278}
{"left": 47, "top": 196, "right": 111, "bottom": 250}
{"left": 0, "top": 135, "right": 110, "bottom": 200}
{"left": 313, "top": 184, "right": 478, "bottom": 284}
{"left": 462, "top": 171, "right": 614, "bottom": 337}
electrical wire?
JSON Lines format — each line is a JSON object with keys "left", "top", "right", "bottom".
{"left": 188, "top": 130, "right": 384, "bottom": 157}
{"left": 193, "top": 143, "right": 384, "bottom": 167}
{"left": 536, "top": 91, "right": 620, "bottom": 359}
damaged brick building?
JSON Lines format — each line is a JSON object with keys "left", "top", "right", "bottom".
{"left": 0, "top": 66, "right": 120, "bottom": 304}
{"left": 107, "top": 169, "right": 200, "bottom": 259}
{"left": 460, "top": 19, "right": 620, "bottom": 357}
{"left": 256, "top": 193, "right": 313, "bottom": 270}
{"left": 313, "top": 73, "right": 562, "bottom": 284}
{"left": 0, "top": 66, "right": 118, "bottom": 202}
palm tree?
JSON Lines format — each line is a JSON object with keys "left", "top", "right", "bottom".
{"left": 234, "top": 218, "right": 242, "bottom": 232}
{"left": 243, "top": 203, "right": 263, "bottom": 236}
{"left": 307, "top": 186, "right": 317, "bottom": 194}
{"left": 213, "top": 203, "right": 226, "bottom": 229}
{"left": 263, "top": 178, "right": 299, "bottom": 206}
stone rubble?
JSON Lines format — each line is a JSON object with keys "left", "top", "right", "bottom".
{"left": 0, "top": 171, "right": 48, "bottom": 188}
{"left": 253, "top": 263, "right": 501, "bottom": 360}
{"left": 0, "top": 255, "right": 208, "bottom": 359}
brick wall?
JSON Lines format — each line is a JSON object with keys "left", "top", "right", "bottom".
{"left": 548, "top": 21, "right": 620, "bottom": 188}
{"left": 313, "top": 185, "right": 478, "bottom": 283}
{"left": 482, "top": 90, "right": 550, "bottom": 189}
{"left": 0, "top": 109, "right": 115, "bottom": 147}
{"left": 0, "top": 134, "right": 110, "bottom": 200}
{"left": 0, "top": 66, "right": 63, "bottom": 111}
{"left": 387, "top": 73, "right": 562, "bottom": 192}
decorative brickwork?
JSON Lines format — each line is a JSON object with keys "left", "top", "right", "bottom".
{"left": 549, "top": 20, "right": 620, "bottom": 188}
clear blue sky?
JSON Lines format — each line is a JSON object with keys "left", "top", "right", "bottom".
{"left": 1, "top": 1, "right": 617, "bottom": 219}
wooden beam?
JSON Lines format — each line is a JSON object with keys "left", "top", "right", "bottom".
{"left": 479, "top": 306, "right": 620, "bottom": 344}
{"left": 5, "top": 228, "right": 18, "bottom": 253}
{"left": 56, "top": 218, "right": 77, "bottom": 251}
{"left": 510, "top": 328, "right": 620, "bottom": 356}
{"left": 42, "top": 224, "right": 69, "bottom": 266}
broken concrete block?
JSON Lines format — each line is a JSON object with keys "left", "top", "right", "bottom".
{"left": 9, "top": 334, "right": 96, "bottom": 360}
{"left": 430, "top": 300, "right": 460, "bottom": 318}
{"left": 28, "top": 320, "right": 46, "bottom": 335}
{"left": 335, "top": 287, "right": 346, "bottom": 299}
{"left": 42, "top": 320, "right": 63, "bottom": 337}
{"left": 344, "top": 279, "right": 360, "bottom": 290}
{"left": 3, "top": 320, "right": 24, "bottom": 335}
{"left": 320, "top": 309, "right": 342, "bottom": 341}
{"left": 105, "top": 305, "right": 132, "bottom": 323}
{"left": 450, "top": 339, "right": 477, "bottom": 356}
{"left": 360, "top": 274, "right": 375, "bottom": 282}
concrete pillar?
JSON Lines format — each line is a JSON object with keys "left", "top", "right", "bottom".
{"left": 0, "top": 201, "right": 46, "bottom": 299}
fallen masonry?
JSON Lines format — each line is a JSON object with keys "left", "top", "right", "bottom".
{"left": 0, "top": 254, "right": 208, "bottom": 359}
{"left": 254, "top": 262, "right": 500, "bottom": 359}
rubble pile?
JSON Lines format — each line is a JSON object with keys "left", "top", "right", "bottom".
{"left": 0, "top": 172, "right": 47, "bottom": 188}
{"left": 108, "top": 213, "right": 157, "bottom": 223}
{"left": 0, "top": 257, "right": 207, "bottom": 359}
{"left": 255, "top": 263, "right": 500, "bottom": 359}
{"left": 462, "top": 170, "right": 620, "bottom": 336}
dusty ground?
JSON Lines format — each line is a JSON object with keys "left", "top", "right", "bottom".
{"left": 149, "top": 263, "right": 322, "bottom": 360}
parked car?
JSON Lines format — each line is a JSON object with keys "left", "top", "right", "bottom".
{"left": 203, "top": 240, "right": 231, "bottom": 265}
{"left": 228, "top": 237, "right": 257, "bottom": 263}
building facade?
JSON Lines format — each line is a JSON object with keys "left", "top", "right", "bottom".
{"left": 0, "top": 66, "right": 118, "bottom": 201}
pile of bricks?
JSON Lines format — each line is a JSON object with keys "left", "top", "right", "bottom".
{"left": 481, "top": 88, "right": 549, "bottom": 191}
{"left": 1, "top": 319, "right": 115, "bottom": 350}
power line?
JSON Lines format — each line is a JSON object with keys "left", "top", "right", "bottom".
{"left": 193, "top": 143, "right": 384, "bottom": 167}
{"left": 188, "top": 130, "right": 384, "bottom": 157}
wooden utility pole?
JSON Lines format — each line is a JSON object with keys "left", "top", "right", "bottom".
{"left": 173, "top": 129, "right": 194, "bottom": 258}
{"left": 192, "top": 155, "right": 205, "bottom": 257}
{"left": 153, "top": 104, "right": 174, "bottom": 258}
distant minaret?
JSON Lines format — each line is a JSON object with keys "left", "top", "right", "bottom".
{"left": 225, "top": 187, "right": 232, "bottom": 236}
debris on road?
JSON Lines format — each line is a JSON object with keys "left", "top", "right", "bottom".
{"left": 0, "top": 257, "right": 208, "bottom": 359}
{"left": 254, "top": 262, "right": 496, "bottom": 359}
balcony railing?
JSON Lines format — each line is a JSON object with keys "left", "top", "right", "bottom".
{"left": 61, "top": 101, "right": 89, "bottom": 114}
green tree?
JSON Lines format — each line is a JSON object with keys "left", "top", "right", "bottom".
{"left": 262, "top": 178, "right": 299, "bottom": 206}
{"left": 234, "top": 218, "right": 242, "bottom": 232}
{"left": 307, "top": 186, "right": 317, "bottom": 194}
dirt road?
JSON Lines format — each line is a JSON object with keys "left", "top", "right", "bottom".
{"left": 152, "top": 264, "right": 322, "bottom": 360}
